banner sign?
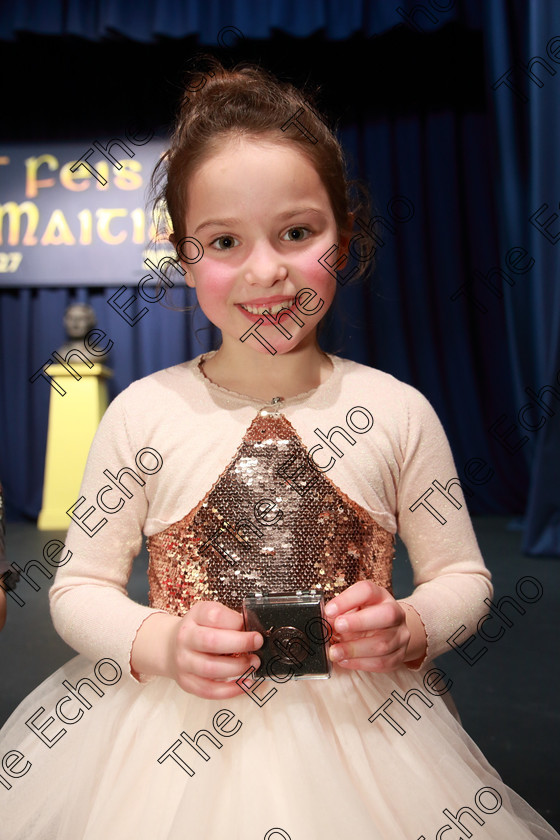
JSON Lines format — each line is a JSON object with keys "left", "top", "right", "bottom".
{"left": 0, "top": 138, "right": 176, "bottom": 287}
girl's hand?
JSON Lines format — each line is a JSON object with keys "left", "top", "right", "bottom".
{"left": 324, "top": 580, "right": 426, "bottom": 672}
{"left": 169, "top": 600, "right": 263, "bottom": 700}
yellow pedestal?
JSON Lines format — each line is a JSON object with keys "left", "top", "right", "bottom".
{"left": 38, "top": 364, "right": 113, "bottom": 531}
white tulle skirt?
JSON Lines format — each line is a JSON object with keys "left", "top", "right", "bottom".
{"left": 0, "top": 653, "right": 557, "bottom": 840}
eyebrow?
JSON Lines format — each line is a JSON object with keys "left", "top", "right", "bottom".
{"left": 194, "top": 207, "right": 326, "bottom": 235}
{"left": 276, "top": 207, "right": 326, "bottom": 220}
{"left": 194, "top": 218, "right": 241, "bottom": 235}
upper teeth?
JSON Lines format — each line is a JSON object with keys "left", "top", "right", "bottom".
{"left": 241, "top": 299, "right": 295, "bottom": 315}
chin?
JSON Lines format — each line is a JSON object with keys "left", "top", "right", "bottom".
{"left": 248, "top": 330, "right": 316, "bottom": 357}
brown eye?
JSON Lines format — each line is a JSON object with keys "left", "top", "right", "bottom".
{"left": 284, "top": 226, "right": 311, "bottom": 242}
{"left": 212, "top": 235, "right": 239, "bottom": 250}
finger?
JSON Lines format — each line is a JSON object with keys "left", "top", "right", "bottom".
{"left": 331, "top": 601, "right": 405, "bottom": 636}
{"left": 333, "top": 652, "right": 406, "bottom": 673}
{"left": 330, "top": 625, "right": 405, "bottom": 660}
{"left": 186, "top": 625, "right": 263, "bottom": 655}
{"left": 185, "top": 650, "right": 262, "bottom": 681}
{"left": 324, "top": 580, "right": 388, "bottom": 620}
{"left": 329, "top": 631, "right": 404, "bottom": 664}
{"left": 189, "top": 600, "right": 245, "bottom": 631}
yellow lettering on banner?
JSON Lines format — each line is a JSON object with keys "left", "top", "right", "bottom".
{"left": 0, "top": 252, "right": 23, "bottom": 272}
{"left": 0, "top": 202, "right": 39, "bottom": 245}
{"left": 114, "top": 160, "right": 143, "bottom": 191}
{"left": 77, "top": 209, "right": 93, "bottom": 245}
{"left": 96, "top": 208, "right": 128, "bottom": 244}
{"left": 130, "top": 208, "right": 145, "bottom": 244}
{"left": 94, "top": 162, "right": 110, "bottom": 191}
{"left": 25, "top": 155, "right": 58, "bottom": 198}
{"left": 60, "top": 162, "right": 92, "bottom": 192}
{"left": 0, "top": 205, "right": 157, "bottom": 248}
{"left": 40, "top": 209, "right": 76, "bottom": 245}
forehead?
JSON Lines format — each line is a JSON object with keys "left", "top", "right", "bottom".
{"left": 187, "top": 136, "right": 329, "bottom": 211}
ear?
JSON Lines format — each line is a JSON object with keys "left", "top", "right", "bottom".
{"left": 184, "top": 268, "right": 196, "bottom": 289}
{"left": 169, "top": 232, "right": 196, "bottom": 288}
{"left": 337, "top": 213, "right": 354, "bottom": 257}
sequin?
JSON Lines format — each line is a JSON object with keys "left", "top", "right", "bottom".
{"left": 147, "top": 412, "right": 394, "bottom": 615}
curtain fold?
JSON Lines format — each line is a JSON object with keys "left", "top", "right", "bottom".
{"left": 0, "top": 0, "right": 478, "bottom": 42}
{"left": 522, "top": 0, "right": 560, "bottom": 554}
{"left": 481, "top": 0, "right": 560, "bottom": 554}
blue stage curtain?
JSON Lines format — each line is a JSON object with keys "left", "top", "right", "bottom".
{"left": 0, "top": 0, "right": 558, "bottom": 556}
{"left": 482, "top": 0, "right": 560, "bottom": 555}
{"left": 0, "top": 0, "right": 482, "bottom": 42}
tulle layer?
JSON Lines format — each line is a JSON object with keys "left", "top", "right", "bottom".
{"left": 0, "top": 654, "right": 557, "bottom": 840}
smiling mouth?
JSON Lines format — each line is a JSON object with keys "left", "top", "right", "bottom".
{"left": 239, "top": 298, "right": 296, "bottom": 316}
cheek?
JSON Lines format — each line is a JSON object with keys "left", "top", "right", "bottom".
{"left": 295, "top": 250, "right": 337, "bottom": 311}
{"left": 190, "top": 266, "right": 235, "bottom": 315}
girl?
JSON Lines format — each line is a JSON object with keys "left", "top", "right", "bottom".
{"left": 1, "top": 59, "right": 557, "bottom": 840}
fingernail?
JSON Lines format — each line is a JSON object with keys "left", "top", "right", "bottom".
{"left": 336, "top": 618, "right": 348, "bottom": 632}
{"left": 324, "top": 603, "right": 337, "bottom": 617}
{"left": 330, "top": 647, "right": 342, "bottom": 661}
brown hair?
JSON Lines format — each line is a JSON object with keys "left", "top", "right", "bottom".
{"left": 150, "top": 55, "right": 373, "bottom": 281}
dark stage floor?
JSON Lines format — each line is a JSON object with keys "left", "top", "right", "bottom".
{"left": 1, "top": 516, "right": 558, "bottom": 829}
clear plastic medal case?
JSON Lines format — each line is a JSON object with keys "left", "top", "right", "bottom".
{"left": 242, "top": 590, "right": 333, "bottom": 680}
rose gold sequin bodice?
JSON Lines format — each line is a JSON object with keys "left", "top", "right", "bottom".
{"left": 147, "top": 409, "right": 395, "bottom": 615}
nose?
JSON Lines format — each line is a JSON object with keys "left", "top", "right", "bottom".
{"left": 243, "top": 241, "right": 288, "bottom": 287}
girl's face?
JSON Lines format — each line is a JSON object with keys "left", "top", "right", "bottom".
{"left": 181, "top": 136, "right": 341, "bottom": 356}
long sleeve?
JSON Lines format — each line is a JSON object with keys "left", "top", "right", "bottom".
{"left": 393, "top": 385, "right": 493, "bottom": 663}
{"left": 49, "top": 391, "right": 167, "bottom": 682}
